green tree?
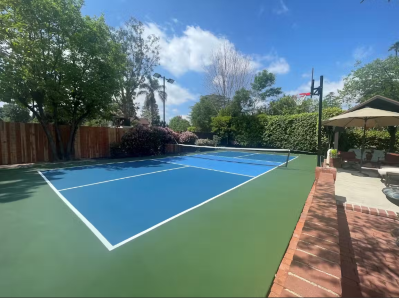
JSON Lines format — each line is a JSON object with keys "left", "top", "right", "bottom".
{"left": 322, "top": 92, "right": 341, "bottom": 109}
{"left": 0, "top": 0, "right": 124, "bottom": 160}
{"left": 228, "top": 88, "right": 253, "bottom": 116}
{"left": 267, "top": 95, "right": 297, "bottom": 115}
{"left": 190, "top": 94, "right": 227, "bottom": 132}
{"left": 389, "top": 41, "right": 399, "bottom": 57}
{"left": 251, "top": 69, "right": 282, "bottom": 110}
{"left": 139, "top": 76, "right": 162, "bottom": 126}
{"left": 113, "top": 17, "right": 160, "bottom": 118}
{"left": 0, "top": 103, "right": 31, "bottom": 122}
{"left": 339, "top": 56, "right": 399, "bottom": 104}
{"left": 169, "top": 116, "right": 190, "bottom": 132}
{"left": 339, "top": 56, "right": 399, "bottom": 151}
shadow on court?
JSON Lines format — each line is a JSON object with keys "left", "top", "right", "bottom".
{"left": 0, "top": 168, "right": 46, "bottom": 204}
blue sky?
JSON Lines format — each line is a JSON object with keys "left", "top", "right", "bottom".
{"left": 81, "top": 0, "right": 398, "bottom": 122}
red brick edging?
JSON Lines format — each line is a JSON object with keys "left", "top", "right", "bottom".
{"left": 337, "top": 201, "right": 398, "bottom": 220}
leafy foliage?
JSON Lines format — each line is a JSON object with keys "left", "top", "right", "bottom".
{"left": 339, "top": 56, "right": 399, "bottom": 105}
{"left": 195, "top": 138, "right": 216, "bottom": 146}
{"left": 139, "top": 76, "right": 162, "bottom": 126}
{"left": 112, "top": 17, "right": 160, "bottom": 118}
{"left": 187, "top": 126, "right": 197, "bottom": 132}
{"left": 0, "top": 103, "right": 31, "bottom": 123}
{"left": 190, "top": 95, "right": 227, "bottom": 132}
{"left": 115, "top": 125, "right": 178, "bottom": 157}
{"left": 211, "top": 108, "right": 344, "bottom": 151}
{"left": 169, "top": 116, "right": 190, "bottom": 132}
{"left": 178, "top": 131, "right": 198, "bottom": 144}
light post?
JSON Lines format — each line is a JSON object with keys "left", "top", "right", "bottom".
{"left": 153, "top": 73, "right": 174, "bottom": 127}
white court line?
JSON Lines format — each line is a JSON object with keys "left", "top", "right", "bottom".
{"left": 152, "top": 159, "right": 254, "bottom": 178}
{"left": 111, "top": 155, "right": 299, "bottom": 250}
{"left": 58, "top": 166, "right": 188, "bottom": 191}
{"left": 38, "top": 171, "right": 114, "bottom": 251}
{"left": 233, "top": 153, "right": 259, "bottom": 158}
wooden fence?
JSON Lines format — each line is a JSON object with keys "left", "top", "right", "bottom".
{"left": 0, "top": 121, "right": 129, "bottom": 165}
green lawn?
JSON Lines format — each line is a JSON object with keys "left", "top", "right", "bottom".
{"left": 0, "top": 154, "right": 316, "bottom": 297}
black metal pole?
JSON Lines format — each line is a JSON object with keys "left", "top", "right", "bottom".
{"left": 317, "top": 76, "right": 324, "bottom": 167}
{"left": 163, "top": 76, "right": 166, "bottom": 127}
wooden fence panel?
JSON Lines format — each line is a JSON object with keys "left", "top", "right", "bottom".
{"left": 0, "top": 122, "right": 129, "bottom": 165}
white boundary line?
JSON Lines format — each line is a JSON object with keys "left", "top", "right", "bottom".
{"left": 37, "top": 171, "right": 114, "bottom": 251}
{"left": 38, "top": 154, "right": 299, "bottom": 251}
{"left": 177, "top": 144, "right": 290, "bottom": 152}
{"left": 58, "top": 166, "right": 188, "bottom": 191}
{"left": 151, "top": 159, "right": 254, "bottom": 178}
{"left": 233, "top": 153, "right": 259, "bottom": 158}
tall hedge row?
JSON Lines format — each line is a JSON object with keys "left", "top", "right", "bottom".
{"left": 211, "top": 108, "right": 399, "bottom": 153}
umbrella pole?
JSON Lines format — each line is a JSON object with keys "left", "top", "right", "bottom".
{"left": 360, "top": 119, "right": 367, "bottom": 173}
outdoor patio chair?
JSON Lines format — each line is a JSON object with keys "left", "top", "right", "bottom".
{"left": 379, "top": 153, "right": 399, "bottom": 168}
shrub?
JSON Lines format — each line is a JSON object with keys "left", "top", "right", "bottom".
{"left": 179, "top": 131, "right": 198, "bottom": 144}
{"left": 120, "top": 126, "right": 164, "bottom": 157}
{"left": 195, "top": 138, "right": 215, "bottom": 146}
{"left": 110, "top": 142, "right": 125, "bottom": 158}
{"left": 187, "top": 126, "right": 197, "bottom": 132}
{"left": 164, "top": 127, "right": 180, "bottom": 143}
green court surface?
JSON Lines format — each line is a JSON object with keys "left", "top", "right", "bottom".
{"left": 0, "top": 154, "right": 316, "bottom": 297}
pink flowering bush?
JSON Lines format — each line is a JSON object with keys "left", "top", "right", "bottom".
{"left": 179, "top": 131, "right": 198, "bottom": 144}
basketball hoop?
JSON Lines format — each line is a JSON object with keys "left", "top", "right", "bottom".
{"left": 295, "top": 92, "right": 310, "bottom": 104}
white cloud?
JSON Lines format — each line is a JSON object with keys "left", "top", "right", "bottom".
{"left": 252, "top": 54, "right": 290, "bottom": 75}
{"left": 181, "top": 115, "right": 190, "bottom": 121}
{"left": 172, "top": 18, "right": 179, "bottom": 24}
{"left": 144, "top": 23, "right": 228, "bottom": 76}
{"left": 353, "top": 46, "right": 373, "bottom": 60}
{"left": 144, "top": 23, "right": 290, "bottom": 77}
{"left": 267, "top": 58, "right": 290, "bottom": 74}
{"left": 287, "top": 77, "right": 345, "bottom": 97}
{"left": 301, "top": 73, "right": 310, "bottom": 78}
{"left": 273, "top": 0, "right": 289, "bottom": 15}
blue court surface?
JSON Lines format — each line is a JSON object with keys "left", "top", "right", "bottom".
{"left": 39, "top": 152, "right": 296, "bottom": 251}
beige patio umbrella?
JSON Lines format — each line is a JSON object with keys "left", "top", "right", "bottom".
{"left": 322, "top": 107, "right": 399, "bottom": 171}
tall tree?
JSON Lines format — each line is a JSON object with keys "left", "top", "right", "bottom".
{"left": 204, "top": 42, "right": 254, "bottom": 100}
{"left": 0, "top": 0, "right": 124, "bottom": 160}
{"left": 267, "top": 95, "right": 297, "bottom": 115}
{"left": 389, "top": 41, "right": 399, "bottom": 57}
{"left": 0, "top": 103, "right": 31, "bottom": 122}
{"left": 139, "top": 76, "right": 162, "bottom": 126}
{"left": 339, "top": 56, "right": 399, "bottom": 105}
{"left": 169, "top": 116, "right": 190, "bottom": 132}
{"left": 339, "top": 56, "right": 399, "bottom": 151}
{"left": 190, "top": 94, "right": 227, "bottom": 132}
{"left": 251, "top": 70, "right": 282, "bottom": 109}
{"left": 113, "top": 18, "right": 160, "bottom": 119}
{"left": 322, "top": 92, "right": 341, "bottom": 109}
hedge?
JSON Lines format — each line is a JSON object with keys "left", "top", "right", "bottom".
{"left": 211, "top": 108, "right": 399, "bottom": 153}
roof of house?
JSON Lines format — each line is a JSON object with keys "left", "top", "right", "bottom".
{"left": 346, "top": 95, "right": 399, "bottom": 113}
{"left": 138, "top": 118, "right": 150, "bottom": 125}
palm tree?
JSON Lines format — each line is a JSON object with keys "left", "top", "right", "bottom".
{"left": 138, "top": 76, "right": 163, "bottom": 126}
{"left": 388, "top": 41, "right": 399, "bottom": 57}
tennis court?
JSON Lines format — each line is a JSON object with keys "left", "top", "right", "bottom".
{"left": 38, "top": 147, "right": 296, "bottom": 251}
{"left": 0, "top": 149, "right": 316, "bottom": 297}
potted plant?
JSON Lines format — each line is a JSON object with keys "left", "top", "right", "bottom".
{"left": 330, "top": 149, "right": 342, "bottom": 168}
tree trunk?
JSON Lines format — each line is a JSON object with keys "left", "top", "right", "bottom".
{"left": 40, "top": 121, "right": 60, "bottom": 162}
{"left": 65, "top": 123, "right": 78, "bottom": 160}
{"left": 52, "top": 105, "right": 65, "bottom": 160}
{"left": 388, "top": 126, "right": 397, "bottom": 153}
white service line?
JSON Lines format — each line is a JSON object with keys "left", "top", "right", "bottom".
{"left": 38, "top": 171, "right": 114, "bottom": 251}
{"left": 152, "top": 159, "right": 254, "bottom": 178}
{"left": 233, "top": 153, "right": 259, "bottom": 158}
{"left": 58, "top": 166, "right": 188, "bottom": 191}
